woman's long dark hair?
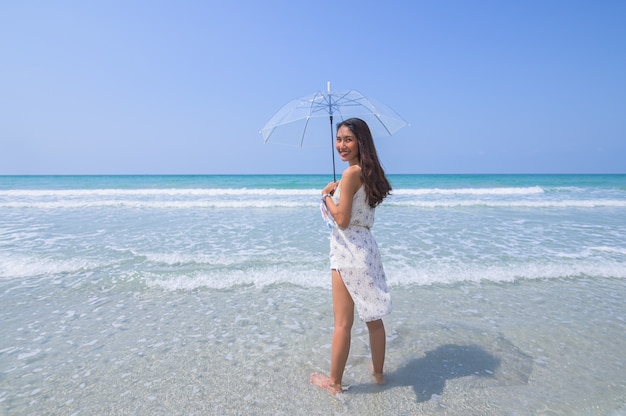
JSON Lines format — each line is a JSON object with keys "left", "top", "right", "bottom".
{"left": 336, "top": 118, "right": 391, "bottom": 207}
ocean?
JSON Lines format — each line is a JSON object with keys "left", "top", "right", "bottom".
{"left": 0, "top": 174, "right": 624, "bottom": 415}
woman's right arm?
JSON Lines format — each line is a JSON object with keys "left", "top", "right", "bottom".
{"left": 323, "top": 166, "right": 361, "bottom": 228}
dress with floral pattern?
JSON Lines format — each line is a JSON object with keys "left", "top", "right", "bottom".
{"left": 329, "top": 183, "right": 391, "bottom": 322}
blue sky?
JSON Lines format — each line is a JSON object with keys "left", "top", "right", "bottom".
{"left": 1, "top": 1, "right": 625, "bottom": 175}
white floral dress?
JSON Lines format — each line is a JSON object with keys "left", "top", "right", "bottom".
{"left": 329, "top": 183, "right": 391, "bottom": 322}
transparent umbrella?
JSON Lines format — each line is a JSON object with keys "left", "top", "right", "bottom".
{"left": 260, "top": 82, "right": 409, "bottom": 181}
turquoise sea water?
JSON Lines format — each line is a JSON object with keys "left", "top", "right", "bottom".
{"left": 1, "top": 174, "right": 625, "bottom": 414}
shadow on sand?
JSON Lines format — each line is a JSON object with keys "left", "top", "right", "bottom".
{"left": 387, "top": 344, "right": 501, "bottom": 402}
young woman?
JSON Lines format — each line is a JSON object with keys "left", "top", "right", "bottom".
{"left": 311, "top": 118, "right": 392, "bottom": 395}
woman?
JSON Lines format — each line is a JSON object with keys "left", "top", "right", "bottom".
{"left": 311, "top": 118, "right": 392, "bottom": 395}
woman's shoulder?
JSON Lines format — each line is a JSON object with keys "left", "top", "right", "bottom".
{"left": 341, "top": 165, "right": 361, "bottom": 178}
{"left": 340, "top": 165, "right": 362, "bottom": 195}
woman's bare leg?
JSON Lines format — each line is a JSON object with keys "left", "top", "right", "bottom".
{"left": 311, "top": 269, "right": 354, "bottom": 394}
{"left": 366, "top": 319, "right": 386, "bottom": 384}
{"left": 330, "top": 270, "right": 354, "bottom": 385}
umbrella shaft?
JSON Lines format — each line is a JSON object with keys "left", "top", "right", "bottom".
{"left": 330, "top": 115, "right": 336, "bottom": 182}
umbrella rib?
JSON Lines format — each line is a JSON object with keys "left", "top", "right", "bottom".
{"left": 301, "top": 116, "right": 311, "bottom": 147}
{"left": 300, "top": 91, "right": 324, "bottom": 146}
{"left": 334, "top": 90, "right": 397, "bottom": 135}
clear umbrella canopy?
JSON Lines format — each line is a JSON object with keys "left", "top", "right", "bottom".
{"left": 260, "top": 83, "right": 409, "bottom": 180}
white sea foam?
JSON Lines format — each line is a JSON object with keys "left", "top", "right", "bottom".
{"left": 144, "top": 267, "right": 330, "bottom": 291}
{"left": 0, "top": 188, "right": 318, "bottom": 198}
{"left": 0, "top": 186, "right": 544, "bottom": 198}
{"left": 0, "top": 254, "right": 95, "bottom": 279}
{"left": 387, "top": 199, "right": 626, "bottom": 208}
{"left": 7, "top": 242, "right": 622, "bottom": 290}
{"left": 2, "top": 185, "right": 624, "bottom": 209}
{"left": 2, "top": 198, "right": 626, "bottom": 209}
{"left": 385, "top": 261, "right": 626, "bottom": 286}
{"left": 591, "top": 246, "right": 626, "bottom": 255}
{"left": 0, "top": 200, "right": 309, "bottom": 209}
{"left": 138, "top": 257, "right": 626, "bottom": 292}
{"left": 393, "top": 186, "right": 545, "bottom": 196}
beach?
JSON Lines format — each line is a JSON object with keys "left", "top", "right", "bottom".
{"left": 1, "top": 174, "right": 625, "bottom": 415}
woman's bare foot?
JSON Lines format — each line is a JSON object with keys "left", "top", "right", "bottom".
{"left": 310, "top": 373, "right": 342, "bottom": 395}
{"left": 371, "top": 371, "right": 386, "bottom": 385}
{"left": 369, "top": 364, "right": 386, "bottom": 385}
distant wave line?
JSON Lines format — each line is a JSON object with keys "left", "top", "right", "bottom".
{"left": 2, "top": 199, "right": 626, "bottom": 209}
{"left": 0, "top": 186, "right": 546, "bottom": 198}
{"left": 387, "top": 200, "right": 626, "bottom": 208}
{"left": 393, "top": 186, "right": 545, "bottom": 196}
{"left": 0, "top": 188, "right": 317, "bottom": 197}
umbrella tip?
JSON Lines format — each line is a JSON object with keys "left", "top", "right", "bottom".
{"left": 327, "top": 81, "right": 331, "bottom": 93}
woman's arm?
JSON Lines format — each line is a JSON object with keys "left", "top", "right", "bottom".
{"left": 323, "top": 166, "right": 361, "bottom": 228}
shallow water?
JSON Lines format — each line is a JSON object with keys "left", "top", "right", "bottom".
{"left": 1, "top": 174, "right": 625, "bottom": 415}
{"left": 1, "top": 278, "right": 624, "bottom": 415}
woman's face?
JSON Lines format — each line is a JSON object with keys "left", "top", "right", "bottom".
{"left": 336, "top": 126, "right": 360, "bottom": 165}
